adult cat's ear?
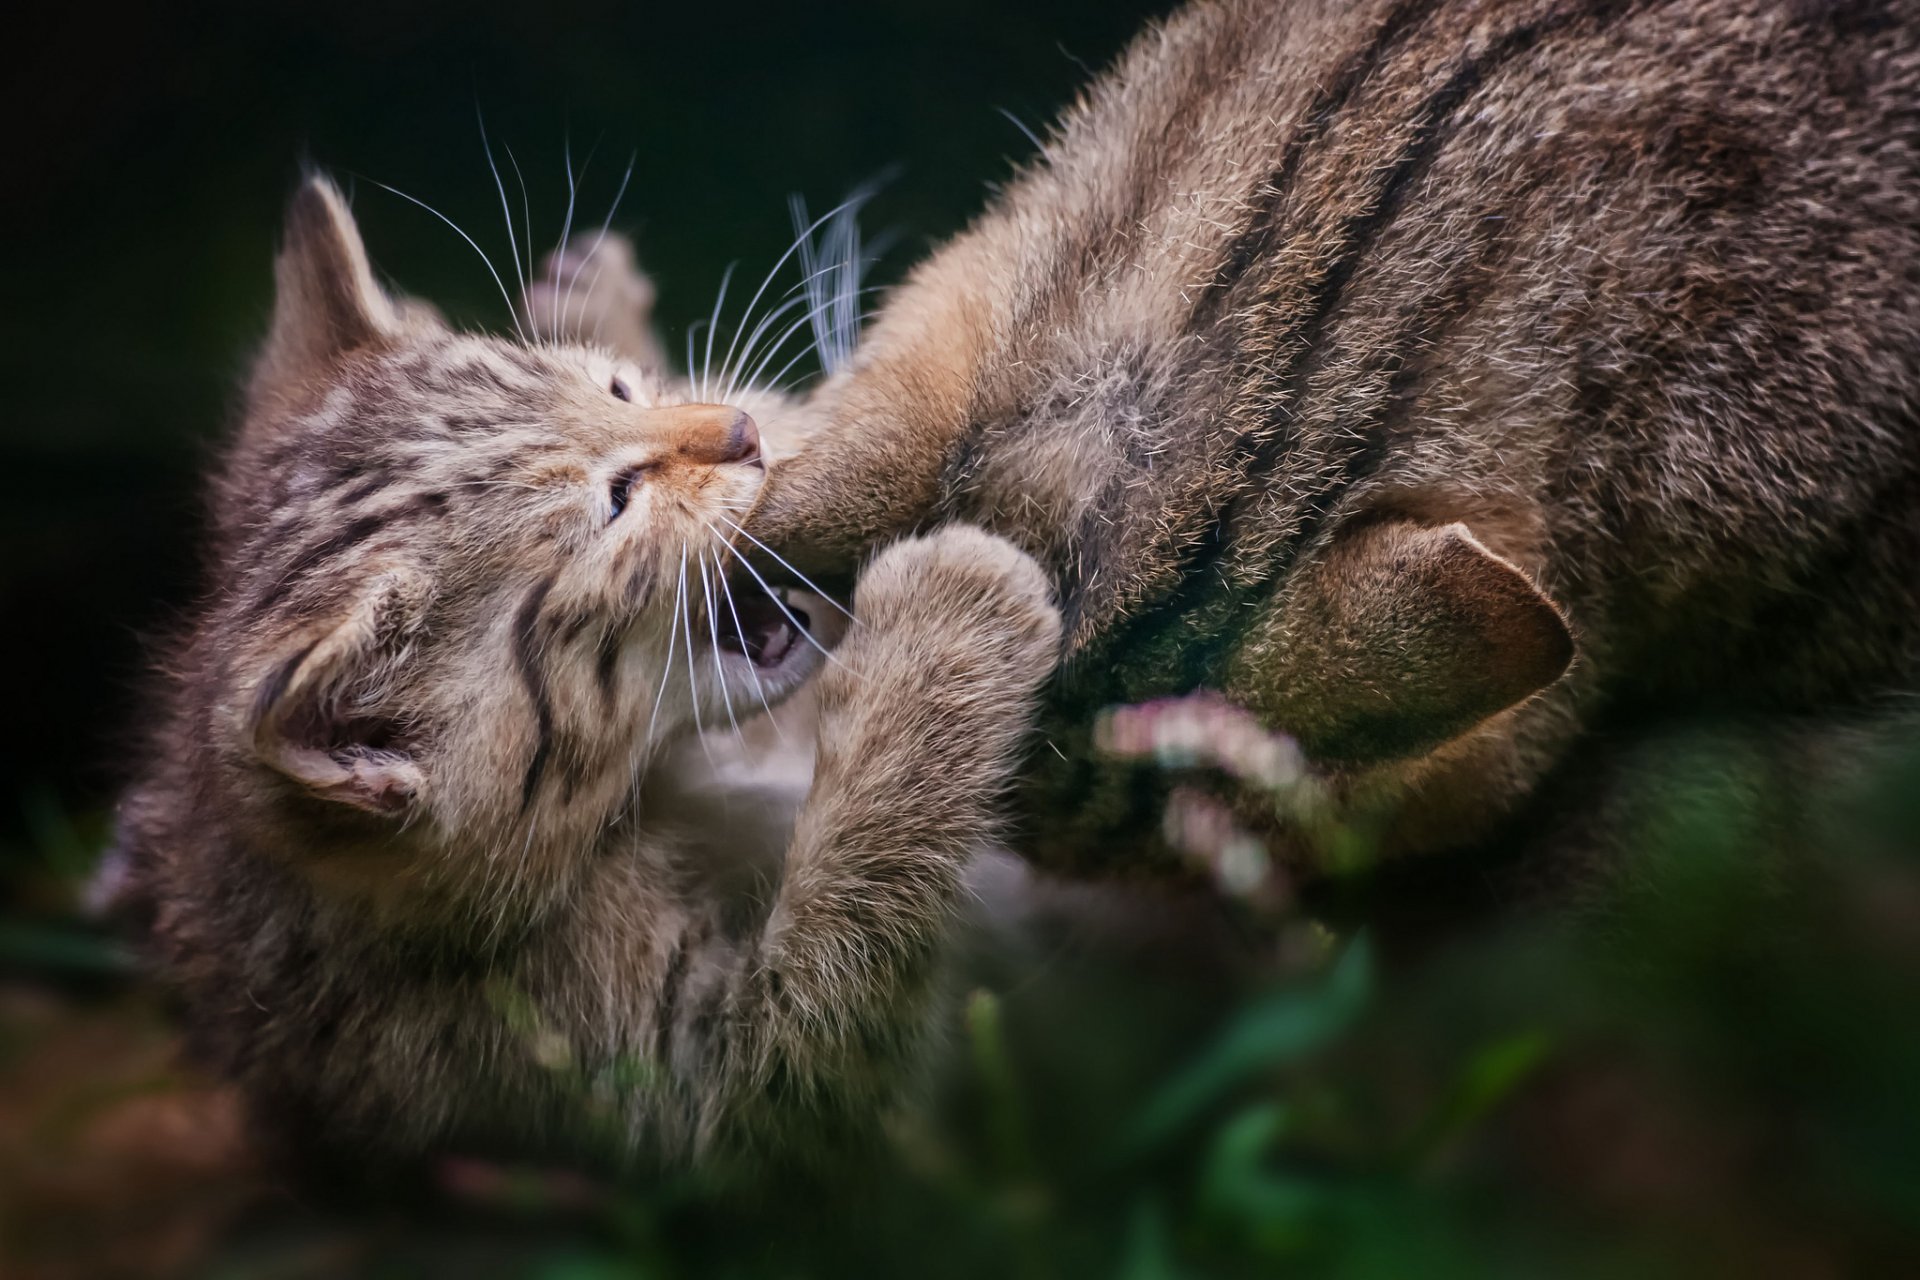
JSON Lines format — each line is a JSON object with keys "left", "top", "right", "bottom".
{"left": 250, "top": 173, "right": 403, "bottom": 410}
{"left": 248, "top": 568, "right": 430, "bottom": 816}
{"left": 1230, "top": 522, "right": 1574, "bottom": 763}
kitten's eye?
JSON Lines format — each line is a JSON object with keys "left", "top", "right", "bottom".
{"left": 610, "top": 377, "right": 632, "bottom": 402}
{"left": 608, "top": 467, "right": 647, "bottom": 521}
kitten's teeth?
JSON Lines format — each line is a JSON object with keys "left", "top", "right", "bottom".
{"left": 756, "top": 622, "right": 797, "bottom": 667}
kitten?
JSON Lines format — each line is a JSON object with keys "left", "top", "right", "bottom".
{"left": 739, "top": 0, "right": 1920, "bottom": 888}
{"left": 111, "top": 175, "right": 1062, "bottom": 1179}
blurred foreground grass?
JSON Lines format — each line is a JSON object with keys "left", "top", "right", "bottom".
{"left": 4, "top": 715, "right": 1920, "bottom": 1278}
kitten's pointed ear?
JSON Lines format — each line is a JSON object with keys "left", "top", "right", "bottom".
{"left": 1232, "top": 522, "right": 1574, "bottom": 762}
{"left": 249, "top": 569, "right": 430, "bottom": 816}
{"left": 251, "top": 173, "right": 401, "bottom": 409}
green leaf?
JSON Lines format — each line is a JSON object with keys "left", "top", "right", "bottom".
{"left": 1128, "top": 935, "right": 1373, "bottom": 1152}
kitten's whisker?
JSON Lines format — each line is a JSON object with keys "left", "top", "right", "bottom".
{"left": 476, "top": 104, "right": 532, "bottom": 346}
{"left": 701, "top": 264, "right": 737, "bottom": 403}
{"left": 697, "top": 552, "right": 742, "bottom": 742}
{"left": 713, "top": 194, "right": 866, "bottom": 407}
{"left": 714, "top": 290, "right": 814, "bottom": 403}
{"left": 724, "top": 285, "right": 848, "bottom": 404}
{"left": 573, "top": 258, "right": 614, "bottom": 348}
{"left": 502, "top": 142, "right": 537, "bottom": 344}
{"left": 996, "top": 106, "right": 1047, "bottom": 154}
{"left": 560, "top": 153, "right": 637, "bottom": 347}
{"left": 732, "top": 284, "right": 886, "bottom": 402}
{"left": 685, "top": 319, "right": 705, "bottom": 388}
{"left": 718, "top": 261, "right": 869, "bottom": 402}
{"left": 646, "top": 548, "right": 686, "bottom": 744}
{"left": 712, "top": 543, "right": 783, "bottom": 737}
{"left": 370, "top": 179, "right": 525, "bottom": 344}
{"left": 712, "top": 514, "right": 855, "bottom": 621}
{"left": 714, "top": 526, "right": 856, "bottom": 674}
{"left": 790, "top": 192, "right": 875, "bottom": 377}
{"left": 677, "top": 546, "right": 716, "bottom": 761}
{"left": 551, "top": 133, "right": 584, "bottom": 347}
{"left": 714, "top": 258, "right": 851, "bottom": 394}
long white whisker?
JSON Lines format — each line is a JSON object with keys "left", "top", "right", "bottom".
{"left": 677, "top": 546, "right": 714, "bottom": 760}
{"left": 733, "top": 284, "right": 887, "bottom": 401}
{"left": 476, "top": 104, "right": 531, "bottom": 344}
{"left": 716, "top": 527, "right": 856, "bottom": 674}
{"left": 792, "top": 190, "right": 880, "bottom": 377}
{"left": 997, "top": 106, "right": 1046, "bottom": 153}
{"left": 713, "top": 543, "right": 782, "bottom": 733}
{"left": 503, "top": 142, "right": 537, "bottom": 343}
{"left": 685, "top": 319, "right": 704, "bottom": 386}
{"left": 551, "top": 134, "right": 583, "bottom": 346}
{"left": 733, "top": 282, "right": 883, "bottom": 402}
{"left": 701, "top": 264, "right": 736, "bottom": 402}
{"left": 367, "top": 179, "right": 525, "bottom": 341}
{"left": 712, "top": 195, "right": 866, "bottom": 407}
{"left": 698, "top": 553, "right": 741, "bottom": 742}
{"left": 713, "top": 514, "right": 855, "bottom": 620}
{"left": 720, "top": 269, "right": 875, "bottom": 403}
{"left": 561, "top": 153, "right": 637, "bottom": 347}
{"left": 715, "top": 289, "right": 814, "bottom": 403}
{"left": 646, "top": 552, "right": 685, "bottom": 744}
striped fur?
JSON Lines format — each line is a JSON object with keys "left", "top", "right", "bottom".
{"left": 114, "top": 176, "right": 1064, "bottom": 1178}
{"left": 749, "top": 0, "right": 1920, "bottom": 875}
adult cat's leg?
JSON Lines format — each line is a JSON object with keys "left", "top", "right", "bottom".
{"left": 677, "top": 526, "right": 1061, "bottom": 1165}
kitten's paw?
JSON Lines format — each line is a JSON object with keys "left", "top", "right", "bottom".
{"left": 853, "top": 525, "right": 1062, "bottom": 671}
{"left": 523, "top": 233, "right": 665, "bottom": 367}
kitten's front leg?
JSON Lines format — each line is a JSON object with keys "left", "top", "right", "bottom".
{"left": 523, "top": 233, "right": 669, "bottom": 371}
{"left": 698, "top": 526, "right": 1061, "bottom": 1162}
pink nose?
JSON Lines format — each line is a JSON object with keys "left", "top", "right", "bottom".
{"left": 645, "top": 404, "right": 763, "bottom": 468}
{"left": 713, "top": 410, "right": 762, "bottom": 468}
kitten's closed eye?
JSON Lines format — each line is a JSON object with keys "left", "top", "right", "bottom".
{"left": 610, "top": 377, "right": 632, "bottom": 402}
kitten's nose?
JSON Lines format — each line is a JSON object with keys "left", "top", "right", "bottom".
{"left": 650, "top": 404, "right": 761, "bottom": 469}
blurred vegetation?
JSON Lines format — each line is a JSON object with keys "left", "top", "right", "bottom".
{"left": 5, "top": 710, "right": 1920, "bottom": 1277}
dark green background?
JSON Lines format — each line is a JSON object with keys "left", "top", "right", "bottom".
{"left": 0, "top": 0, "right": 1168, "bottom": 845}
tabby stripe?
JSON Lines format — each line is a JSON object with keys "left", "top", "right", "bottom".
{"left": 595, "top": 626, "right": 623, "bottom": 704}
{"left": 653, "top": 936, "right": 690, "bottom": 1064}
{"left": 336, "top": 473, "right": 394, "bottom": 505}
{"left": 514, "top": 577, "right": 558, "bottom": 811}
{"left": 1224, "top": 0, "right": 1640, "bottom": 573}
{"left": 247, "top": 492, "right": 443, "bottom": 619}
{"left": 1065, "top": 0, "right": 1641, "bottom": 716}
{"left": 1190, "top": 0, "right": 1444, "bottom": 324}
{"left": 249, "top": 638, "right": 321, "bottom": 729}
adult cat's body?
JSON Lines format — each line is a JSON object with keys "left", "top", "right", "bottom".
{"left": 112, "top": 177, "right": 1067, "bottom": 1178}
{"left": 745, "top": 0, "right": 1920, "bottom": 877}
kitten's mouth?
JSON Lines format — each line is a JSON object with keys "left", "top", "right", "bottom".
{"left": 715, "top": 591, "right": 810, "bottom": 669}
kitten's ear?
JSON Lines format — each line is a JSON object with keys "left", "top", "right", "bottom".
{"left": 249, "top": 569, "right": 430, "bottom": 816}
{"left": 1231, "top": 522, "right": 1574, "bottom": 763}
{"left": 250, "top": 173, "right": 402, "bottom": 409}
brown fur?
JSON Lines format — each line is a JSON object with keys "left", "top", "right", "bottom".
{"left": 745, "top": 0, "right": 1920, "bottom": 877}
{"left": 112, "top": 176, "right": 1065, "bottom": 1178}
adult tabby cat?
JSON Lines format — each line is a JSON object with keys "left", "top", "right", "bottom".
{"left": 111, "top": 176, "right": 1066, "bottom": 1177}
{"left": 737, "top": 0, "right": 1920, "bottom": 882}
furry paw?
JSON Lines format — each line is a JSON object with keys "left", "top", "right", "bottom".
{"left": 523, "top": 233, "right": 666, "bottom": 368}
{"left": 852, "top": 525, "right": 1062, "bottom": 675}
{"left": 817, "top": 526, "right": 1060, "bottom": 781}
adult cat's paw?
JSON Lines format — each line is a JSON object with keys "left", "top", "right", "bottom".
{"left": 523, "top": 233, "right": 666, "bottom": 368}
{"left": 853, "top": 525, "right": 1061, "bottom": 674}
